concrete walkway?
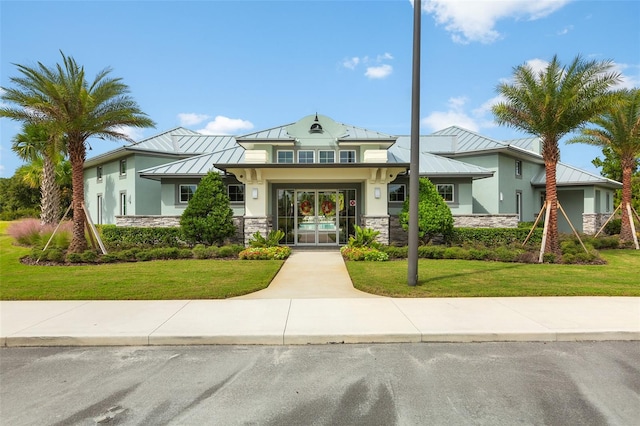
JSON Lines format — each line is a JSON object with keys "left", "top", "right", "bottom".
{"left": 1, "top": 250, "right": 639, "bottom": 347}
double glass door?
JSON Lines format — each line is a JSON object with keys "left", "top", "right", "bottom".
{"left": 277, "top": 189, "right": 356, "bottom": 246}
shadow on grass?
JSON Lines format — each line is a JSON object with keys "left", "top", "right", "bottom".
{"left": 416, "top": 262, "right": 526, "bottom": 286}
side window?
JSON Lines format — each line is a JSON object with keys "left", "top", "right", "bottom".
{"left": 515, "top": 160, "right": 522, "bottom": 178}
{"left": 119, "top": 159, "right": 127, "bottom": 176}
{"left": 388, "top": 184, "right": 406, "bottom": 202}
{"left": 339, "top": 150, "right": 356, "bottom": 163}
{"left": 436, "top": 184, "right": 454, "bottom": 202}
{"left": 97, "top": 166, "right": 103, "bottom": 181}
{"left": 277, "top": 150, "right": 294, "bottom": 164}
{"left": 179, "top": 184, "right": 197, "bottom": 203}
{"left": 228, "top": 184, "right": 245, "bottom": 202}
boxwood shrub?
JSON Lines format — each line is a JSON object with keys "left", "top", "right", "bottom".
{"left": 100, "top": 225, "right": 187, "bottom": 249}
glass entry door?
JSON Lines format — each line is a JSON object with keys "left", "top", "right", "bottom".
{"left": 296, "top": 190, "right": 339, "bottom": 245}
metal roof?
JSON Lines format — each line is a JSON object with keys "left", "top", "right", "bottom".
{"left": 388, "top": 141, "right": 494, "bottom": 178}
{"left": 235, "top": 121, "right": 396, "bottom": 142}
{"left": 531, "top": 162, "right": 622, "bottom": 188}
{"left": 139, "top": 147, "right": 244, "bottom": 180}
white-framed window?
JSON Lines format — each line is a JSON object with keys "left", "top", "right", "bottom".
{"left": 228, "top": 184, "right": 244, "bottom": 202}
{"left": 388, "top": 184, "right": 406, "bottom": 202}
{"left": 179, "top": 184, "right": 197, "bottom": 203}
{"left": 119, "top": 191, "right": 127, "bottom": 215}
{"left": 436, "top": 184, "right": 454, "bottom": 202}
{"left": 319, "top": 150, "right": 335, "bottom": 163}
{"left": 277, "top": 150, "right": 294, "bottom": 164}
{"left": 298, "top": 150, "right": 314, "bottom": 164}
{"left": 119, "top": 159, "right": 127, "bottom": 176}
{"left": 339, "top": 150, "right": 356, "bottom": 163}
{"left": 96, "top": 194, "right": 103, "bottom": 225}
{"left": 96, "top": 166, "right": 103, "bottom": 181}
{"left": 515, "top": 160, "right": 522, "bottom": 178}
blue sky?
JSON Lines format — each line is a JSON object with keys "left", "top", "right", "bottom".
{"left": 1, "top": 0, "right": 639, "bottom": 178}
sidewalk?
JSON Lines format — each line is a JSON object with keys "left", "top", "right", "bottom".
{"left": 1, "top": 251, "right": 639, "bottom": 347}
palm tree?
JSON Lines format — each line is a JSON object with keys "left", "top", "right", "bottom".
{"left": 11, "top": 123, "right": 65, "bottom": 225}
{"left": 492, "top": 55, "right": 620, "bottom": 259}
{"left": 1, "top": 52, "right": 155, "bottom": 252}
{"left": 568, "top": 88, "right": 640, "bottom": 246}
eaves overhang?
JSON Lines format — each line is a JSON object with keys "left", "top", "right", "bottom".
{"left": 84, "top": 147, "right": 192, "bottom": 168}
{"left": 213, "top": 162, "right": 409, "bottom": 172}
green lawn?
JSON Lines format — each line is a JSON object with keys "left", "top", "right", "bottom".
{"left": 0, "top": 222, "right": 283, "bottom": 300}
{"left": 2, "top": 221, "right": 639, "bottom": 300}
{"left": 346, "top": 250, "right": 640, "bottom": 297}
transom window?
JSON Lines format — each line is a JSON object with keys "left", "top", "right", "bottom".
{"left": 340, "top": 150, "right": 357, "bottom": 163}
{"left": 388, "top": 184, "right": 406, "bottom": 202}
{"left": 277, "top": 150, "right": 294, "bottom": 163}
{"left": 298, "top": 150, "right": 315, "bottom": 164}
{"left": 319, "top": 150, "right": 335, "bottom": 163}
{"left": 179, "top": 184, "right": 197, "bottom": 203}
{"left": 228, "top": 184, "right": 244, "bottom": 202}
{"left": 436, "top": 184, "right": 454, "bottom": 202}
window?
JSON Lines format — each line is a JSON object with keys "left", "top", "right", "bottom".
{"left": 298, "top": 150, "right": 314, "bottom": 164}
{"left": 515, "top": 160, "right": 522, "bottom": 178}
{"left": 340, "top": 150, "right": 356, "bottom": 163}
{"left": 228, "top": 184, "right": 245, "bottom": 202}
{"left": 96, "top": 166, "right": 103, "bottom": 181}
{"left": 437, "top": 184, "right": 454, "bottom": 202}
{"left": 319, "top": 150, "right": 335, "bottom": 163}
{"left": 388, "top": 184, "right": 406, "bottom": 202}
{"left": 277, "top": 150, "right": 293, "bottom": 164}
{"left": 179, "top": 184, "right": 197, "bottom": 203}
{"left": 606, "top": 192, "right": 611, "bottom": 213}
{"left": 96, "top": 194, "right": 103, "bottom": 225}
{"left": 119, "top": 159, "right": 127, "bottom": 176}
{"left": 119, "top": 192, "right": 127, "bottom": 215}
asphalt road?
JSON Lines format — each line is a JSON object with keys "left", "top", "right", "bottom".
{"left": 1, "top": 342, "right": 638, "bottom": 425}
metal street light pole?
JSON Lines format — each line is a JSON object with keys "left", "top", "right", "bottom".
{"left": 408, "top": 0, "right": 421, "bottom": 286}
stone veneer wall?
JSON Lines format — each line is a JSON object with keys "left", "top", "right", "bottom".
{"left": 243, "top": 216, "right": 272, "bottom": 246}
{"left": 388, "top": 214, "right": 519, "bottom": 246}
{"left": 583, "top": 213, "right": 612, "bottom": 235}
{"left": 361, "top": 215, "right": 389, "bottom": 245}
{"left": 115, "top": 215, "right": 245, "bottom": 245}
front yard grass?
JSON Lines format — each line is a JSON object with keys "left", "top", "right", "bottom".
{"left": 0, "top": 222, "right": 283, "bottom": 300}
{"left": 346, "top": 250, "right": 640, "bottom": 297}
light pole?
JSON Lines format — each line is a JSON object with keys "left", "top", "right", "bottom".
{"left": 408, "top": 0, "right": 421, "bottom": 286}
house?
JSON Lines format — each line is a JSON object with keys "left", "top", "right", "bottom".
{"left": 83, "top": 113, "right": 621, "bottom": 246}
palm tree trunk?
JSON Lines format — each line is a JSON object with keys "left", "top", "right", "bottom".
{"left": 68, "top": 139, "right": 87, "bottom": 253}
{"left": 619, "top": 160, "right": 634, "bottom": 243}
{"left": 40, "top": 155, "right": 61, "bottom": 226}
{"left": 544, "top": 160, "right": 560, "bottom": 257}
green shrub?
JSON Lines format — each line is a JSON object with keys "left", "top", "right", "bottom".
{"left": 101, "top": 225, "right": 186, "bottom": 249}
{"left": 380, "top": 245, "right": 408, "bottom": 259}
{"left": 80, "top": 250, "right": 99, "bottom": 263}
{"left": 468, "top": 247, "right": 492, "bottom": 260}
{"left": 248, "top": 230, "right": 285, "bottom": 248}
{"left": 238, "top": 246, "right": 291, "bottom": 260}
{"left": 399, "top": 178, "right": 454, "bottom": 244}
{"left": 135, "top": 250, "right": 154, "bottom": 262}
{"left": 542, "top": 253, "right": 556, "bottom": 263}
{"left": 180, "top": 172, "right": 236, "bottom": 245}
{"left": 100, "top": 254, "right": 119, "bottom": 263}
{"left": 417, "top": 245, "right": 446, "bottom": 259}
{"left": 45, "top": 249, "right": 65, "bottom": 263}
{"left": 193, "top": 244, "right": 218, "bottom": 259}
{"left": 586, "top": 235, "right": 620, "bottom": 249}
{"left": 443, "top": 246, "right": 468, "bottom": 259}
{"left": 347, "top": 225, "right": 381, "bottom": 248}
{"left": 217, "top": 245, "right": 243, "bottom": 258}
{"left": 340, "top": 246, "right": 388, "bottom": 261}
{"left": 65, "top": 252, "right": 82, "bottom": 263}
{"left": 451, "top": 228, "right": 542, "bottom": 247}
{"left": 178, "top": 249, "right": 193, "bottom": 259}
{"left": 604, "top": 219, "right": 621, "bottom": 235}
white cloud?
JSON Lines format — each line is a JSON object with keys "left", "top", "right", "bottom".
{"left": 178, "top": 113, "right": 211, "bottom": 126}
{"left": 342, "top": 53, "right": 394, "bottom": 79}
{"left": 197, "top": 116, "right": 254, "bottom": 135}
{"left": 612, "top": 62, "right": 640, "bottom": 90}
{"left": 421, "top": 96, "right": 481, "bottom": 132}
{"left": 423, "top": 0, "right": 570, "bottom": 44}
{"left": 365, "top": 64, "right": 393, "bottom": 79}
{"left": 342, "top": 57, "right": 360, "bottom": 70}
{"left": 557, "top": 25, "right": 573, "bottom": 36}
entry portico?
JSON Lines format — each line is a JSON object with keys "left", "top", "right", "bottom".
{"left": 216, "top": 114, "right": 408, "bottom": 246}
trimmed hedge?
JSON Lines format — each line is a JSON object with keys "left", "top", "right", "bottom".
{"left": 100, "top": 225, "right": 187, "bottom": 249}
{"left": 450, "top": 227, "right": 543, "bottom": 247}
